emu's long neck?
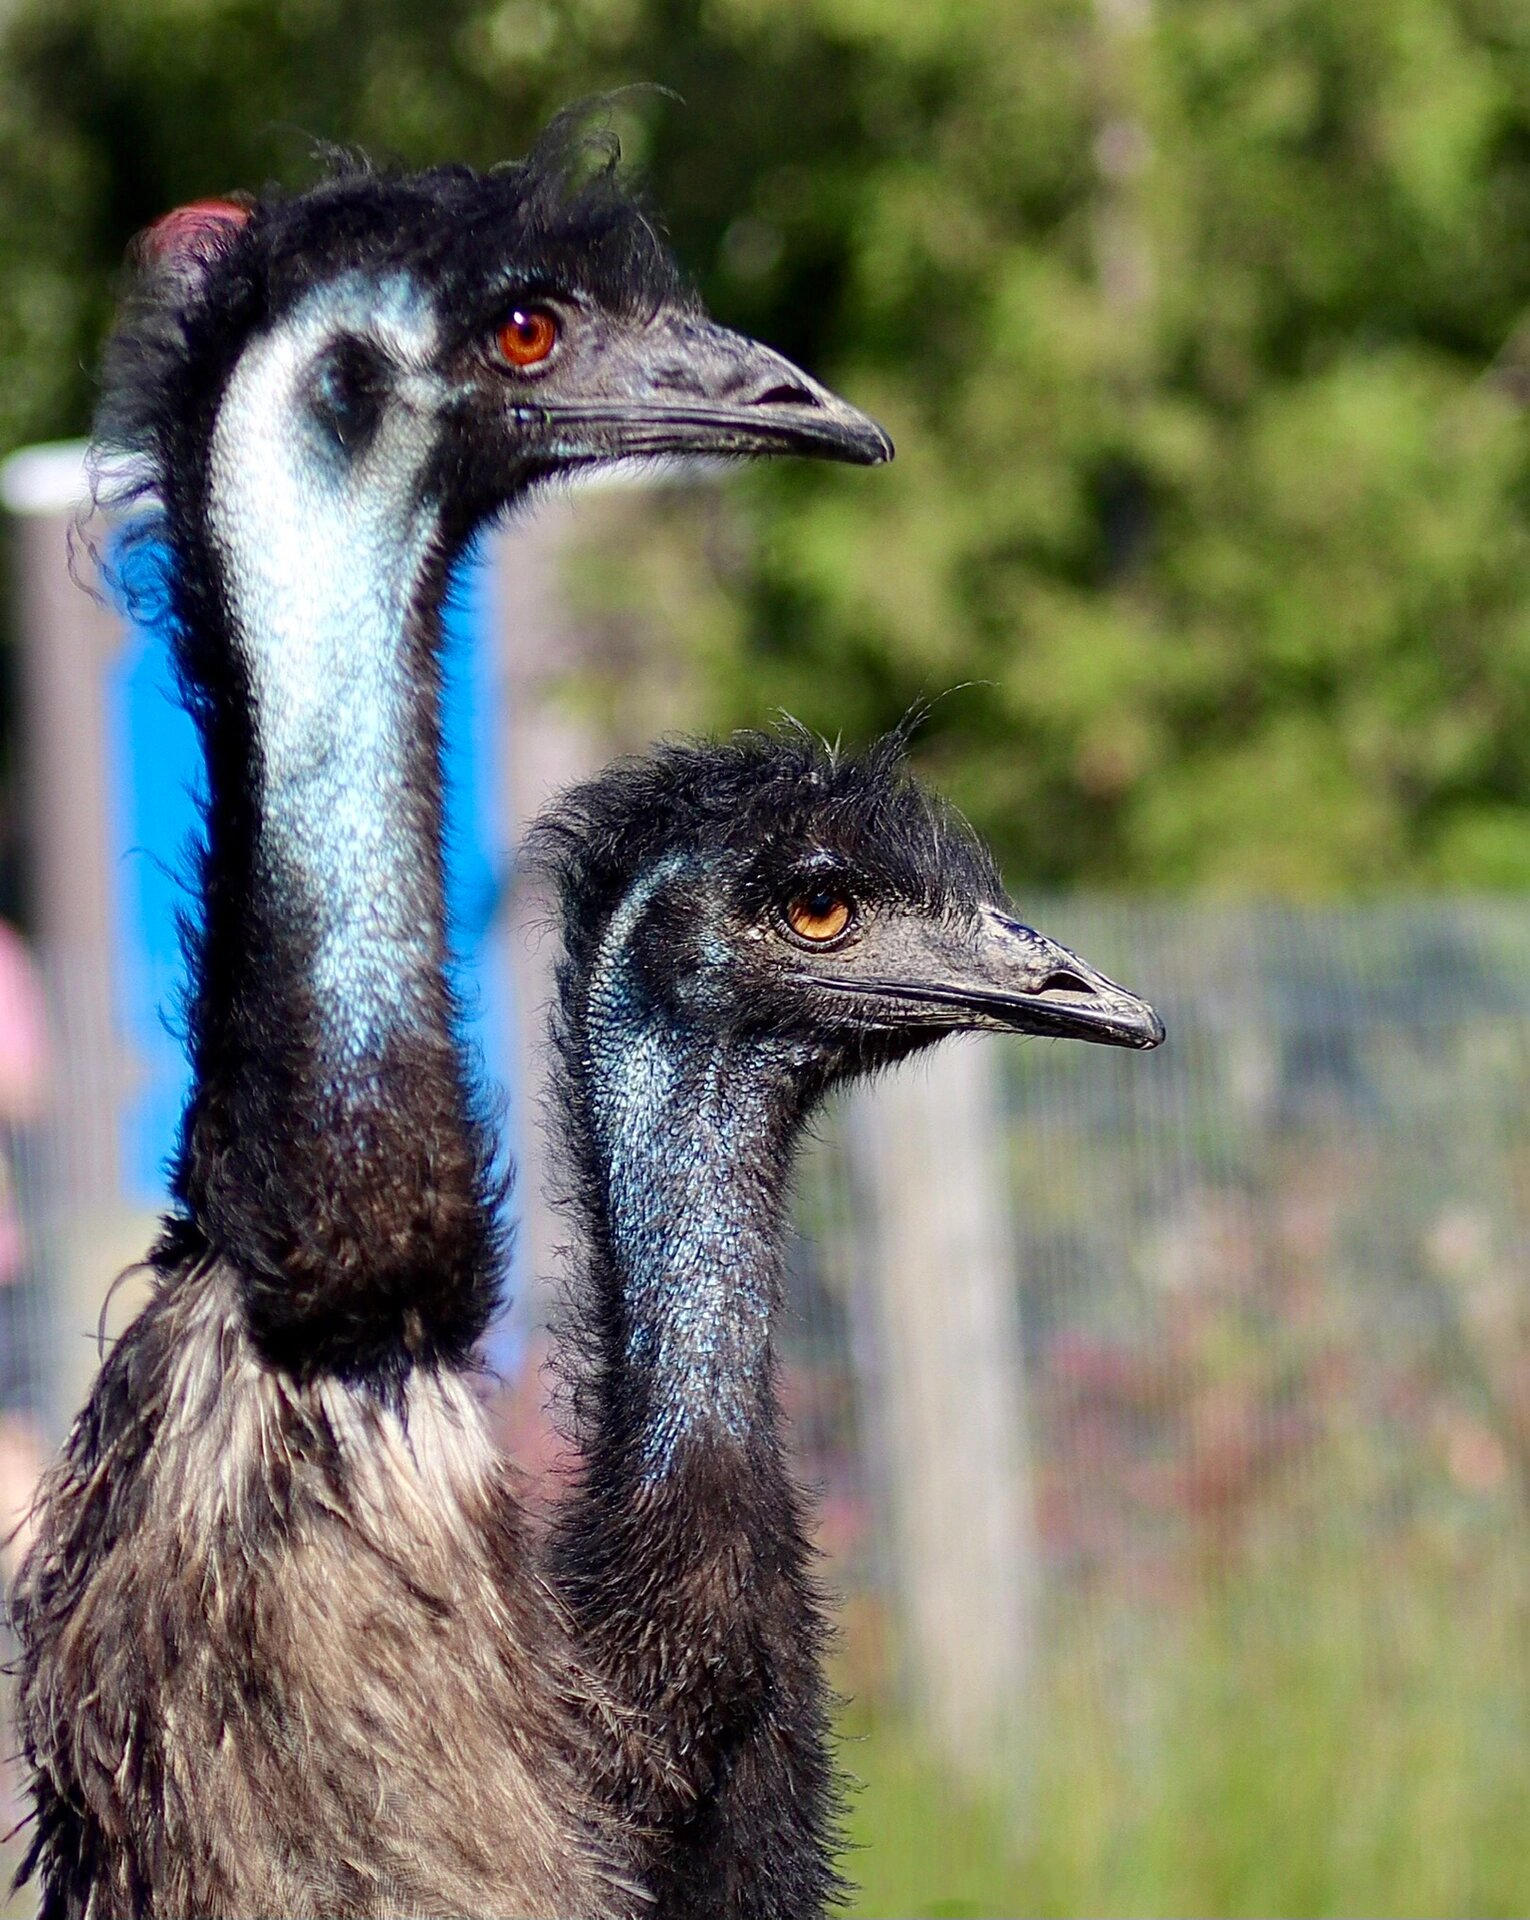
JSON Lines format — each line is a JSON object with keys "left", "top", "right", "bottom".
{"left": 210, "top": 319, "right": 441, "bottom": 1067}
{"left": 589, "top": 1027, "right": 785, "bottom": 1476}
{"left": 166, "top": 283, "right": 498, "bottom": 1382}
{"left": 575, "top": 863, "right": 795, "bottom": 1467}
{"left": 552, "top": 901, "right": 839, "bottom": 1919}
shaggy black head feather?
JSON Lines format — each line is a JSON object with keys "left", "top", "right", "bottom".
{"left": 536, "top": 724, "right": 1003, "bottom": 971}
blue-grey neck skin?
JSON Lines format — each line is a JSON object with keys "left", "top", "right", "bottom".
{"left": 174, "top": 269, "right": 501, "bottom": 1381}
{"left": 206, "top": 273, "right": 450, "bottom": 1073}
{"left": 583, "top": 860, "right": 789, "bottom": 1475}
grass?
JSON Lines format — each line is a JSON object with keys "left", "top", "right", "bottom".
{"left": 838, "top": 1536, "right": 1530, "bottom": 1918}
{"left": 4, "top": 1537, "right": 1525, "bottom": 1918}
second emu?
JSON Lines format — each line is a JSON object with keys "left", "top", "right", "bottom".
{"left": 535, "top": 728, "right": 1164, "bottom": 1919}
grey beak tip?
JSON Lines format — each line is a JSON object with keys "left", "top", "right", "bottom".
{"left": 1138, "top": 1008, "right": 1168, "bottom": 1049}
{"left": 812, "top": 412, "right": 893, "bottom": 466}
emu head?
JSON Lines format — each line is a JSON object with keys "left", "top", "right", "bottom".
{"left": 536, "top": 729, "right": 1164, "bottom": 1104}
{"left": 97, "top": 110, "right": 890, "bottom": 542}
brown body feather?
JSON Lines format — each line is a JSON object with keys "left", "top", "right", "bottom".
{"left": 14, "top": 1259, "right": 644, "bottom": 1919}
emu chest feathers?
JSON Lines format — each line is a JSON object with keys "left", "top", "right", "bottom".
{"left": 13, "top": 1263, "right": 640, "bottom": 1920}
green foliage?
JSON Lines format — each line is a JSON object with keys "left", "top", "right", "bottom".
{"left": 0, "top": 0, "right": 1525, "bottom": 889}
{"left": 628, "top": 0, "right": 1530, "bottom": 894}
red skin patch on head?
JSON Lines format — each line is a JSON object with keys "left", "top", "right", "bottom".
{"left": 142, "top": 199, "right": 250, "bottom": 270}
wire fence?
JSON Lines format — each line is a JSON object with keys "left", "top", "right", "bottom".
{"left": 790, "top": 903, "right": 1526, "bottom": 1543}
{"left": 4, "top": 900, "right": 1530, "bottom": 1911}
{"left": 784, "top": 899, "right": 1530, "bottom": 1911}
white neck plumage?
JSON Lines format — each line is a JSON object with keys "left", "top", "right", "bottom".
{"left": 206, "top": 273, "right": 453, "bottom": 1069}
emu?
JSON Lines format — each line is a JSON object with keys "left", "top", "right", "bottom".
{"left": 11, "top": 115, "right": 888, "bottom": 1920}
{"left": 535, "top": 729, "right": 1164, "bottom": 1919}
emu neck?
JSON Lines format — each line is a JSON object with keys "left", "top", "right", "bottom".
{"left": 554, "top": 912, "right": 838, "bottom": 1915}
{"left": 213, "top": 358, "right": 438, "bottom": 1064}
{"left": 168, "top": 281, "right": 496, "bottom": 1381}
{"left": 572, "top": 863, "right": 794, "bottom": 1471}
{"left": 588, "top": 998, "right": 787, "bottom": 1476}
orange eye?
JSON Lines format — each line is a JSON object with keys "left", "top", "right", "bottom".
{"left": 786, "top": 891, "right": 853, "bottom": 944}
{"left": 495, "top": 306, "right": 559, "bottom": 369}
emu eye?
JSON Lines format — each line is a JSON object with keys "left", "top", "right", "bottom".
{"left": 785, "top": 890, "right": 853, "bottom": 945}
{"left": 495, "top": 306, "right": 560, "bottom": 370}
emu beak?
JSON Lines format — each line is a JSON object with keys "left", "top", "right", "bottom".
{"left": 527, "top": 313, "right": 893, "bottom": 466}
{"left": 805, "top": 906, "right": 1165, "bottom": 1051}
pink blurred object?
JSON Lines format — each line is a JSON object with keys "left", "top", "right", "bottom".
{"left": 0, "top": 917, "right": 48, "bottom": 1285}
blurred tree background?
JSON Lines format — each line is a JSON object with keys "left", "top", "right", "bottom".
{"left": 0, "top": 0, "right": 1525, "bottom": 894}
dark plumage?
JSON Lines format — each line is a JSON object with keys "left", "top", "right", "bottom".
{"left": 12, "top": 109, "right": 889, "bottom": 1920}
{"left": 535, "top": 730, "right": 1163, "bottom": 1919}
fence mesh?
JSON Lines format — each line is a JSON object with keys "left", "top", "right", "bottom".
{"left": 784, "top": 900, "right": 1530, "bottom": 1911}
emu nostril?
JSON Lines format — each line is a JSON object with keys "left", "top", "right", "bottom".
{"left": 1042, "top": 970, "right": 1095, "bottom": 996}
{"left": 752, "top": 381, "right": 820, "bottom": 409}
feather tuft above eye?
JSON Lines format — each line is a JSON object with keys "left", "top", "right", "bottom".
{"left": 138, "top": 199, "right": 252, "bottom": 283}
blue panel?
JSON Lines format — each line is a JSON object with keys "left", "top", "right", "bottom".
{"left": 105, "top": 537, "right": 202, "bottom": 1207}
{"left": 440, "top": 550, "right": 525, "bottom": 1375}
{"left": 440, "top": 541, "right": 513, "bottom": 1073}
{"left": 103, "top": 537, "right": 518, "bottom": 1354}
